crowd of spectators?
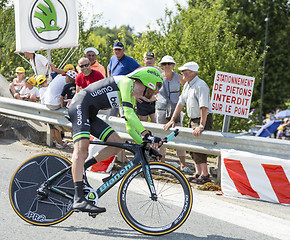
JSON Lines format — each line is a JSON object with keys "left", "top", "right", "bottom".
{"left": 11, "top": 43, "right": 216, "bottom": 184}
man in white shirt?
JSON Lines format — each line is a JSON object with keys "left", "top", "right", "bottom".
{"left": 164, "top": 61, "right": 213, "bottom": 184}
{"left": 24, "top": 51, "right": 48, "bottom": 76}
{"left": 44, "top": 64, "right": 75, "bottom": 110}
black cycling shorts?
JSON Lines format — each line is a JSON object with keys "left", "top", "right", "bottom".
{"left": 68, "top": 91, "right": 115, "bottom": 143}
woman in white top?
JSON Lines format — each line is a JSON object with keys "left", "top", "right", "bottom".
{"left": 10, "top": 67, "right": 25, "bottom": 97}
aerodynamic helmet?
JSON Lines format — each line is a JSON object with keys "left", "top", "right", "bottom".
{"left": 127, "top": 67, "right": 163, "bottom": 90}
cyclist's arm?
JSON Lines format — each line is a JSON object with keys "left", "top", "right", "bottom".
{"left": 118, "top": 77, "right": 146, "bottom": 144}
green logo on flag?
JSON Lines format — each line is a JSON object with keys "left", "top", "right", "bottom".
{"left": 34, "top": 0, "right": 61, "bottom": 33}
{"left": 29, "top": 0, "right": 68, "bottom": 43}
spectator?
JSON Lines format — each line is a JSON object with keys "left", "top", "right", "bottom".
{"left": 277, "top": 119, "right": 290, "bottom": 140}
{"left": 9, "top": 67, "right": 25, "bottom": 97}
{"left": 143, "top": 51, "right": 163, "bottom": 72}
{"left": 60, "top": 70, "right": 77, "bottom": 109}
{"left": 136, "top": 52, "right": 161, "bottom": 122}
{"left": 155, "top": 55, "right": 190, "bottom": 173}
{"left": 75, "top": 57, "right": 104, "bottom": 93}
{"left": 164, "top": 61, "right": 213, "bottom": 184}
{"left": 23, "top": 51, "right": 48, "bottom": 76}
{"left": 36, "top": 75, "right": 48, "bottom": 104}
{"left": 76, "top": 47, "right": 106, "bottom": 78}
{"left": 14, "top": 76, "right": 40, "bottom": 102}
{"left": 36, "top": 74, "right": 70, "bottom": 149}
{"left": 107, "top": 41, "right": 141, "bottom": 116}
{"left": 44, "top": 64, "right": 75, "bottom": 110}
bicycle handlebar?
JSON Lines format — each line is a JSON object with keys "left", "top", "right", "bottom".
{"left": 162, "top": 129, "right": 179, "bottom": 143}
{"left": 147, "top": 129, "right": 179, "bottom": 160}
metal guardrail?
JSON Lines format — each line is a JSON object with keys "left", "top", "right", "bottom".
{"left": 0, "top": 96, "right": 289, "bottom": 160}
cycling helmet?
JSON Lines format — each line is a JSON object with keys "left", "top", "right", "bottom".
{"left": 25, "top": 76, "right": 36, "bottom": 86}
{"left": 127, "top": 67, "right": 163, "bottom": 90}
{"left": 36, "top": 75, "right": 46, "bottom": 85}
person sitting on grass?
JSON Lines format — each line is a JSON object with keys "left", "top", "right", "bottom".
{"left": 9, "top": 67, "right": 26, "bottom": 97}
{"left": 14, "top": 76, "right": 40, "bottom": 102}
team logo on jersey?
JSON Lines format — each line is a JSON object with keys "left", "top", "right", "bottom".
{"left": 148, "top": 83, "right": 155, "bottom": 89}
{"left": 29, "top": 0, "right": 68, "bottom": 43}
{"left": 107, "top": 92, "right": 120, "bottom": 108}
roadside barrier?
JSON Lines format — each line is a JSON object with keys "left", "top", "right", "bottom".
{"left": 1, "top": 96, "right": 289, "bottom": 204}
{"left": 221, "top": 149, "right": 290, "bottom": 205}
{"left": 1, "top": 97, "right": 289, "bottom": 159}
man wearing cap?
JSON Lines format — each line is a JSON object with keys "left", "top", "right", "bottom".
{"left": 76, "top": 57, "right": 104, "bottom": 93}
{"left": 107, "top": 41, "right": 141, "bottom": 116}
{"left": 77, "top": 47, "right": 106, "bottom": 78}
{"left": 10, "top": 67, "right": 26, "bottom": 97}
{"left": 15, "top": 76, "right": 40, "bottom": 102}
{"left": 164, "top": 61, "right": 213, "bottom": 184}
{"left": 143, "top": 52, "right": 162, "bottom": 72}
{"left": 107, "top": 41, "right": 141, "bottom": 77}
{"left": 24, "top": 51, "right": 48, "bottom": 76}
{"left": 136, "top": 52, "right": 162, "bottom": 122}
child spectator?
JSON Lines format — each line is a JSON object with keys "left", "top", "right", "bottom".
{"left": 60, "top": 70, "right": 77, "bottom": 109}
{"left": 10, "top": 67, "right": 25, "bottom": 97}
{"left": 14, "top": 76, "right": 40, "bottom": 102}
{"left": 36, "top": 75, "right": 48, "bottom": 104}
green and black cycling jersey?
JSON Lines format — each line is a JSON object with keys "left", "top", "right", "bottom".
{"left": 68, "top": 76, "right": 146, "bottom": 144}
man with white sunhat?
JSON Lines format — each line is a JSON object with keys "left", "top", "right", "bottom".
{"left": 76, "top": 47, "right": 106, "bottom": 78}
{"left": 164, "top": 61, "right": 213, "bottom": 185}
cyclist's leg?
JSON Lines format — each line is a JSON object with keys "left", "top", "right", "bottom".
{"left": 93, "top": 132, "right": 124, "bottom": 161}
{"left": 69, "top": 99, "right": 106, "bottom": 213}
{"left": 71, "top": 139, "right": 106, "bottom": 213}
{"left": 71, "top": 138, "right": 90, "bottom": 182}
{"left": 84, "top": 117, "right": 124, "bottom": 169}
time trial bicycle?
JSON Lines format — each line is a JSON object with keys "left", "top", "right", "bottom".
{"left": 9, "top": 129, "right": 193, "bottom": 236}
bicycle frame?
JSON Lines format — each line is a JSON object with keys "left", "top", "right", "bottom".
{"left": 43, "top": 141, "right": 157, "bottom": 201}
{"left": 43, "top": 129, "right": 179, "bottom": 202}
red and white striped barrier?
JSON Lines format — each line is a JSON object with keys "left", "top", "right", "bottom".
{"left": 221, "top": 149, "right": 290, "bottom": 205}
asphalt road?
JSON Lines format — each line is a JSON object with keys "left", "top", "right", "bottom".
{"left": 1, "top": 138, "right": 289, "bottom": 240}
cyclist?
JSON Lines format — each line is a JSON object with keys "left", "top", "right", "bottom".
{"left": 68, "top": 67, "right": 163, "bottom": 213}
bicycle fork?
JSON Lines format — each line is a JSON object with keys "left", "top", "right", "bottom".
{"left": 141, "top": 161, "right": 157, "bottom": 201}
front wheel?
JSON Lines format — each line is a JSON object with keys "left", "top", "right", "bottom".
{"left": 9, "top": 154, "right": 74, "bottom": 226}
{"left": 118, "top": 162, "right": 193, "bottom": 236}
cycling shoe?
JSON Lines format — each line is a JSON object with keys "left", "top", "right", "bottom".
{"left": 73, "top": 199, "right": 106, "bottom": 213}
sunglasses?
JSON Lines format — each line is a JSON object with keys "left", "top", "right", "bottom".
{"left": 79, "top": 63, "right": 90, "bottom": 68}
{"left": 161, "top": 62, "right": 174, "bottom": 66}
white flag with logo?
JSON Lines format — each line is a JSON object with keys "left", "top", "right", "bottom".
{"left": 14, "top": 0, "right": 78, "bottom": 52}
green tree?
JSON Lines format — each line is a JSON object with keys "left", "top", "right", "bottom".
{"left": 222, "top": 0, "right": 290, "bottom": 115}
{"left": 0, "top": 2, "right": 19, "bottom": 80}
{"left": 130, "top": 0, "right": 263, "bottom": 132}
